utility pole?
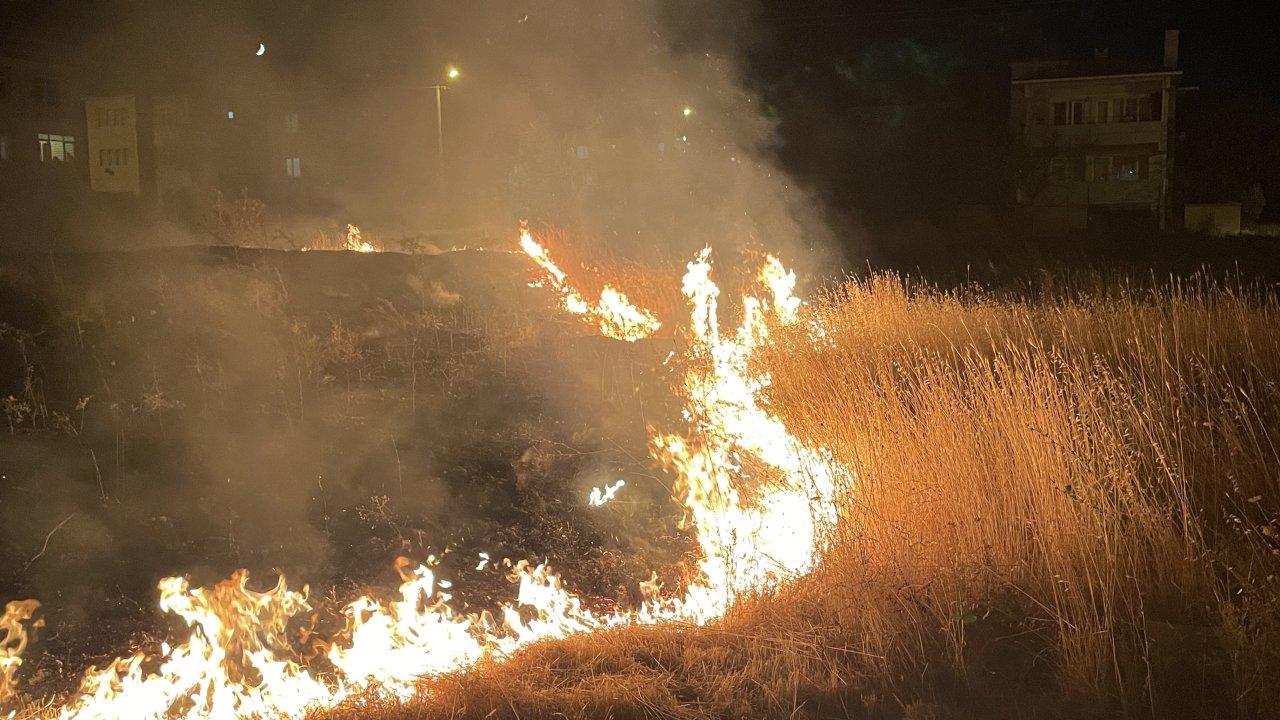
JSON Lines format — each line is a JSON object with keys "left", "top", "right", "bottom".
{"left": 431, "top": 84, "right": 447, "bottom": 166}
{"left": 431, "top": 66, "right": 461, "bottom": 172}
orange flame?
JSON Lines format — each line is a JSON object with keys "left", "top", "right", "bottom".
{"left": 517, "top": 226, "right": 661, "bottom": 342}
{"left": 3, "top": 226, "right": 849, "bottom": 719}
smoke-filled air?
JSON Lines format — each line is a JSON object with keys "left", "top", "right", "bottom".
{"left": 3, "top": 2, "right": 1280, "bottom": 719}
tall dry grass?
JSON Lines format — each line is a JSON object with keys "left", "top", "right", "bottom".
{"left": 761, "top": 273, "right": 1280, "bottom": 716}
{"left": 316, "top": 272, "right": 1280, "bottom": 719}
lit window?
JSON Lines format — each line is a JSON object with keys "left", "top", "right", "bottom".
{"left": 37, "top": 133, "right": 74, "bottom": 162}
{"left": 227, "top": 110, "right": 235, "bottom": 120}
{"left": 284, "top": 112, "right": 299, "bottom": 132}
{"left": 285, "top": 157, "right": 301, "bottom": 177}
{"left": 657, "top": 142, "right": 666, "bottom": 155}
{"left": 575, "top": 145, "right": 589, "bottom": 160}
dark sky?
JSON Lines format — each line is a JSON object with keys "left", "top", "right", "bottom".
{"left": 3, "top": 0, "right": 1277, "bottom": 230}
{"left": 3, "top": 1, "right": 1276, "bottom": 99}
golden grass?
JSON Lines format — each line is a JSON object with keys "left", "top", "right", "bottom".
{"left": 316, "top": 272, "right": 1280, "bottom": 719}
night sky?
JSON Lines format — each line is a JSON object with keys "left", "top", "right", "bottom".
{"left": 3, "top": 0, "right": 1278, "bottom": 227}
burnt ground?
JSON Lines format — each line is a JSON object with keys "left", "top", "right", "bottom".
{"left": 0, "top": 245, "right": 691, "bottom": 698}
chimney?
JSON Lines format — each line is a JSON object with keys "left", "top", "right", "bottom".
{"left": 1164, "top": 29, "right": 1180, "bottom": 68}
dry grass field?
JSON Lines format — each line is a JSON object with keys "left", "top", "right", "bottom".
{"left": 315, "top": 272, "right": 1280, "bottom": 720}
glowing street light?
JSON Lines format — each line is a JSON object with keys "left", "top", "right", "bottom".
{"left": 430, "top": 65, "right": 462, "bottom": 168}
{"left": 682, "top": 106, "right": 693, "bottom": 117}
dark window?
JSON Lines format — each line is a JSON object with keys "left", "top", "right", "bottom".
{"left": 1070, "top": 100, "right": 1085, "bottom": 124}
{"left": 1052, "top": 102, "right": 1067, "bottom": 125}
{"left": 31, "top": 78, "right": 59, "bottom": 106}
{"left": 1113, "top": 156, "right": 1145, "bottom": 181}
{"left": 1090, "top": 156, "right": 1111, "bottom": 182}
{"left": 0, "top": 134, "right": 9, "bottom": 161}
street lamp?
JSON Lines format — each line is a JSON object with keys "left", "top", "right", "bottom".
{"left": 430, "top": 65, "right": 461, "bottom": 165}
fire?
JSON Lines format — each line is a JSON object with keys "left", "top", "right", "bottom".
{"left": 518, "top": 225, "right": 661, "bottom": 341}
{"left": 587, "top": 479, "right": 626, "bottom": 506}
{"left": 2, "top": 225, "right": 848, "bottom": 719}
{"left": 341, "top": 224, "right": 377, "bottom": 253}
{"left": 1, "top": 600, "right": 40, "bottom": 711}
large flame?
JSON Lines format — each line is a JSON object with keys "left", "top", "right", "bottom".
{"left": 2, "top": 226, "right": 847, "bottom": 719}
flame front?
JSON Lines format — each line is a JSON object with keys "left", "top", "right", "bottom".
{"left": 1, "top": 600, "right": 40, "bottom": 712}
{"left": 518, "top": 226, "right": 661, "bottom": 341}
{"left": 3, "top": 226, "right": 848, "bottom": 719}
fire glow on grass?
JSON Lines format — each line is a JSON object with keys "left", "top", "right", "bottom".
{"left": 1, "top": 227, "right": 848, "bottom": 720}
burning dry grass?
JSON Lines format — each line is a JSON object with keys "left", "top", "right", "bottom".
{"left": 314, "top": 606, "right": 851, "bottom": 720}
{"left": 316, "top": 272, "right": 1280, "bottom": 719}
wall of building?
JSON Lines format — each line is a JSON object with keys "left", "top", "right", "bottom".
{"left": 1011, "top": 73, "right": 1177, "bottom": 228}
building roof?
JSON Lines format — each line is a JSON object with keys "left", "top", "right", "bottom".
{"left": 1011, "top": 58, "right": 1181, "bottom": 84}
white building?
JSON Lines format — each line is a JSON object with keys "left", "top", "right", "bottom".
{"left": 1011, "top": 30, "right": 1182, "bottom": 232}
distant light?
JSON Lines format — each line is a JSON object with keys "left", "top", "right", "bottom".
{"left": 256, "top": 43, "right": 266, "bottom": 57}
{"left": 227, "top": 110, "right": 235, "bottom": 119}
{"left": 682, "top": 106, "right": 693, "bottom": 117}
{"left": 446, "top": 65, "right": 461, "bottom": 80}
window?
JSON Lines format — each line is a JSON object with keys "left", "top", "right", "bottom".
{"left": 1070, "top": 100, "right": 1085, "bottom": 124}
{"left": 1052, "top": 100, "right": 1087, "bottom": 125}
{"left": 1095, "top": 100, "right": 1109, "bottom": 123}
{"left": 1049, "top": 157, "right": 1067, "bottom": 182}
{"left": 285, "top": 156, "right": 301, "bottom": 177}
{"left": 31, "top": 78, "right": 59, "bottom": 106}
{"left": 575, "top": 145, "right": 589, "bottom": 160}
{"left": 1117, "top": 94, "right": 1161, "bottom": 122}
{"left": 0, "top": 135, "right": 8, "bottom": 161}
{"left": 1113, "top": 156, "right": 1144, "bottom": 181}
{"left": 227, "top": 110, "right": 235, "bottom": 120}
{"left": 37, "top": 133, "right": 74, "bottom": 162}
{"left": 1049, "top": 156, "right": 1084, "bottom": 182}
{"left": 284, "top": 112, "right": 299, "bottom": 132}
{"left": 1089, "top": 156, "right": 1111, "bottom": 182}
